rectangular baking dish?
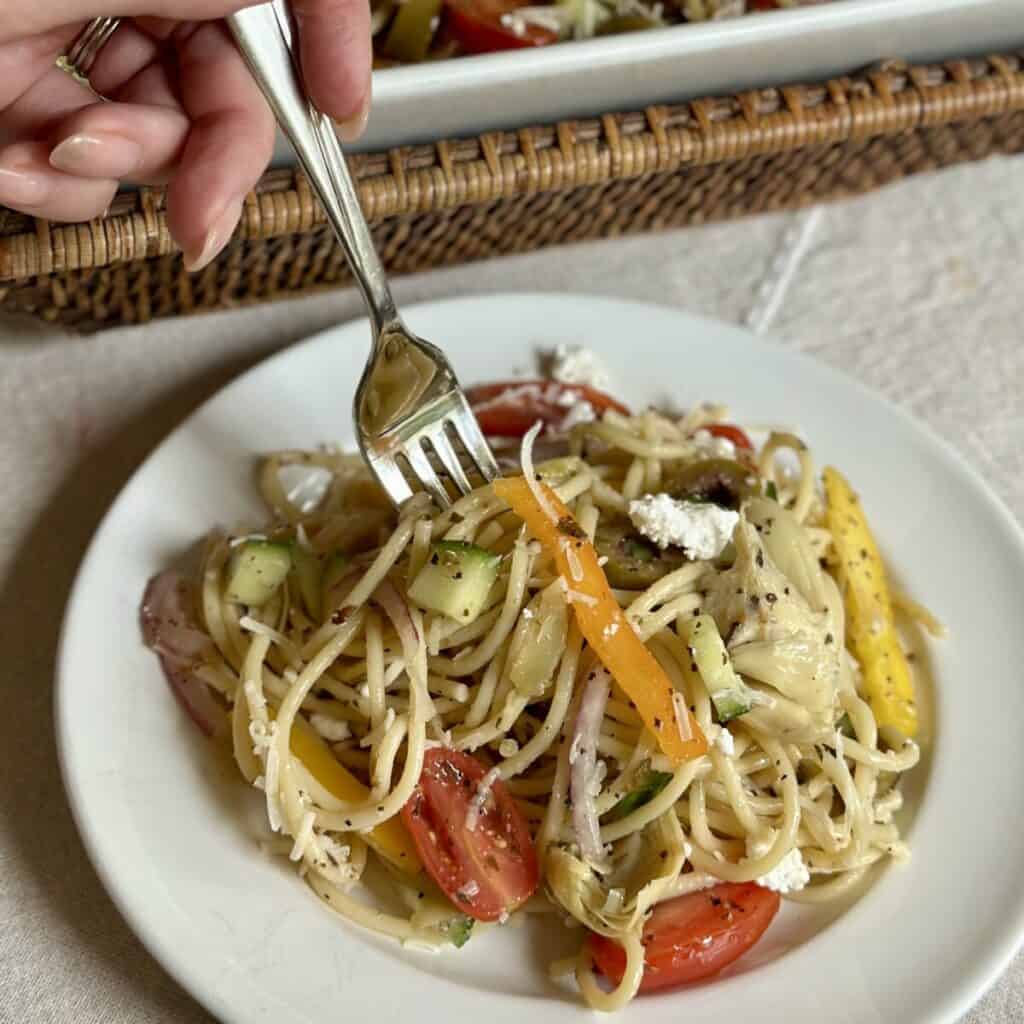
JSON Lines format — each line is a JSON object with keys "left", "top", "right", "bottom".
{"left": 325, "top": 0, "right": 1024, "bottom": 154}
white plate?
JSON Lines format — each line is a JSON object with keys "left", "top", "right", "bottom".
{"left": 58, "top": 294, "right": 1024, "bottom": 1023}
{"left": 340, "top": 0, "right": 1024, "bottom": 153}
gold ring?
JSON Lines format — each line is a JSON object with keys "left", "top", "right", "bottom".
{"left": 57, "top": 17, "right": 122, "bottom": 87}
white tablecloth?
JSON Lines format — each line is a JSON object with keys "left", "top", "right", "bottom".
{"left": 1, "top": 156, "right": 1021, "bottom": 1023}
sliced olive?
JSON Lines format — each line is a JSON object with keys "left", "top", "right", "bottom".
{"left": 595, "top": 522, "right": 686, "bottom": 589}
{"left": 596, "top": 13, "right": 660, "bottom": 34}
{"left": 664, "top": 458, "right": 759, "bottom": 511}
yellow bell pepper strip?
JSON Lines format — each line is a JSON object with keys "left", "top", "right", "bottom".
{"left": 493, "top": 476, "right": 707, "bottom": 764}
{"left": 278, "top": 710, "right": 422, "bottom": 874}
{"left": 823, "top": 467, "right": 918, "bottom": 738}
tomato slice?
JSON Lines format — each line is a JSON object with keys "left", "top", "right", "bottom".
{"left": 444, "top": 0, "right": 558, "bottom": 52}
{"left": 588, "top": 883, "right": 780, "bottom": 992}
{"left": 401, "top": 748, "right": 539, "bottom": 922}
{"left": 467, "top": 379, "right": 630, "bottom": 438}
{"left": 704, "top": 423, "right": 754, "bottom": 451}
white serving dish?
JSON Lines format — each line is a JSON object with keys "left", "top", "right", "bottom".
{"left": 280, "top": 0, "right": 1024, "bottom": 159}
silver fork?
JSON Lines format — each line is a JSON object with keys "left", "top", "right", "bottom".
{"left": 228, "top": 2, "right": 499, "bottom": 508}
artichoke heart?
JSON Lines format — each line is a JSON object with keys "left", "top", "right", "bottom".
{"left": 545, "top": 811, "right": 686, "bottom": 939}
{"left": 744, "top": 497, "right": 829, "bottom": 612}
{"left": 703, "top": 515, "right": 839, "bottom": 740}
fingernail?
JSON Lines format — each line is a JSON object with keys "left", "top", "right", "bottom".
{"left": 336, "top": 93, "right": 370, "bottom": 144}
{"left": 0, "top": 165, "right": 49, "bottom": 207}
{"left": 50, "top": 133, "right": 143, "bottom": 178}
{"left": 183, "top": 199, "right": 243, "bottom": 273}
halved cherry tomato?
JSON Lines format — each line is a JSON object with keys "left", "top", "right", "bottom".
{"left": 401, "top": 748, "right": 539, "bottom": 922}
{"left": 588, "top": 883, "right": 780, "bottom": 992}
{"left": 466, "top": 379, "right": 630, "bottom": 438}
{"left": 705, "top": 423, "right": 754, "bottom": 451}
{"left": 444, "top": 0, "right": 558, "bottom": 53}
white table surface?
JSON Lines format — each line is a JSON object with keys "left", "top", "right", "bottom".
{"left": 1, "top": 155, "right": 1021, "bottom": 1023}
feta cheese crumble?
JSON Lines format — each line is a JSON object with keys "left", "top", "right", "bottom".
{"left": 551, "top": 345, "right": 611, "bottom": 390}
{"left": 693, "top": 428, "right": 736, "bottom": 459}
{"left": 309, "top": 713, "right": 351, "bottom": 743}
{"left": 755, "top": 848, "right": 810, "bottom": 894}
{"left": 559, "top": 399, "right": 596, "bottom": 431}
{"left": 628, "top": 494, "right": 739, "bottom": 559}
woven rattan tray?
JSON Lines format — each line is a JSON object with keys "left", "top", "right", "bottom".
{"left": 1, "top": 52, "right": 1022, "bottom": 332}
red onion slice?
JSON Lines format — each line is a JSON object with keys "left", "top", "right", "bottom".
{"left": 570, "top": 666, "right": 611, "bottom": 868}
{"left": 141, "top": 570, "right": 224, "bottom": 737}
{"left": 141, "top": 570, "right": 212, "bottom": 661}
{"left": 157, "top": 652, "right": 226, "bottom": 738}
{"left": 373, "top": 578, "right": 421, "bottom": 660}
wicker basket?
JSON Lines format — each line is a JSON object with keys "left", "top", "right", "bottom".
{"left": 1, "top": 52, "right": 1022, "bottom": 331}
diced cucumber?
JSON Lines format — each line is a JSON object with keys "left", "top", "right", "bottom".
{"left": 606, "top": 770, "right": 673, "bottom": 821}
{"left": 445, "top": 915, "right": 474, "bottom": 948}
{"left": 225, "top": 541, "right": 292, "bottom": 606}
{"left": 713, "top": 688, "right": 752, "bottom": 722}
{"left": 408, "top": 541, "right": 501, "bottom": 625}
{"left": 321, "top": 552, "right": 350, "bottom": 617}
{"left": 683, "top": 613, "right": 754, "bottom": 722}
{"left": 290, "top": 542, "right": 322, "bottom": 621}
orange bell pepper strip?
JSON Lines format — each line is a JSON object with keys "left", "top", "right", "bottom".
{"left": 493, "top": 476, "right": 707, "bottom": 764}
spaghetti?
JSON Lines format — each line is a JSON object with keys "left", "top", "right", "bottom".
{"left": 141, "top": 380, "right": 929, "bottom": 1010}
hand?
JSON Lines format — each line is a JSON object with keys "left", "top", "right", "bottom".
{"left": 0, "top": 0, "right": 371, "bottom": 270}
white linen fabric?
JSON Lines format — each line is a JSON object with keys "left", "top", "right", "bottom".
{"left": 0, "top": 156, "right": 1020, "bottom": 1023}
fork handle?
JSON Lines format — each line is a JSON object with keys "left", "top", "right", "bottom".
{"left": 227, "top": 2, "right": 398, "bottom": 337}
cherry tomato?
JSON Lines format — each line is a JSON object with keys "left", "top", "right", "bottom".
{"left": 466, "top": 379, "right": 630, "bottom": 438}
{"left": 588, "top": 883, "right": 780, "bottom": 992}
{"left": 704, "top": 423, "right": 754, "bottom": 451}
{"left": 401, "top": 748, "right": 539, "bottom": 922}
{"left": 444, "top": 0, "right": 558, "bottom": 52}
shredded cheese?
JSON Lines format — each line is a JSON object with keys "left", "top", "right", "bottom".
{"left": 671, "top": 692, "right": 693, "bottom": 742}
{"left": 520, "top": 421, "right": 560, "bottom": 524}
{"left": 466, "top": 766, "right": 502, "bottom": 832}
{"left": 290, "top": 810, "right": 317, "bottom": 861}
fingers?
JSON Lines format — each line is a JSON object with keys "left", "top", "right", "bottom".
{"left": 1, "top": 2, "right": 259, "bottom": 44}
{"left": 85, "top": 19, "right": 164, "bottom": 98}
{"left": 0, "top": 26, "right": 79, "bottom": 120}
{"left": 0, "top": 55, "right": 94, "bottom": 144}
{"left": 49, "top": 101, "right": 189, "bottom": 183}
{"left": 291, "top": 0, "right": 371, "bottom": 136}
{"left": 0, "top": 140, "right": 116, "bottom": 220}
{"left": 166, "top": 21, "right": 274, "bottom": 270}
